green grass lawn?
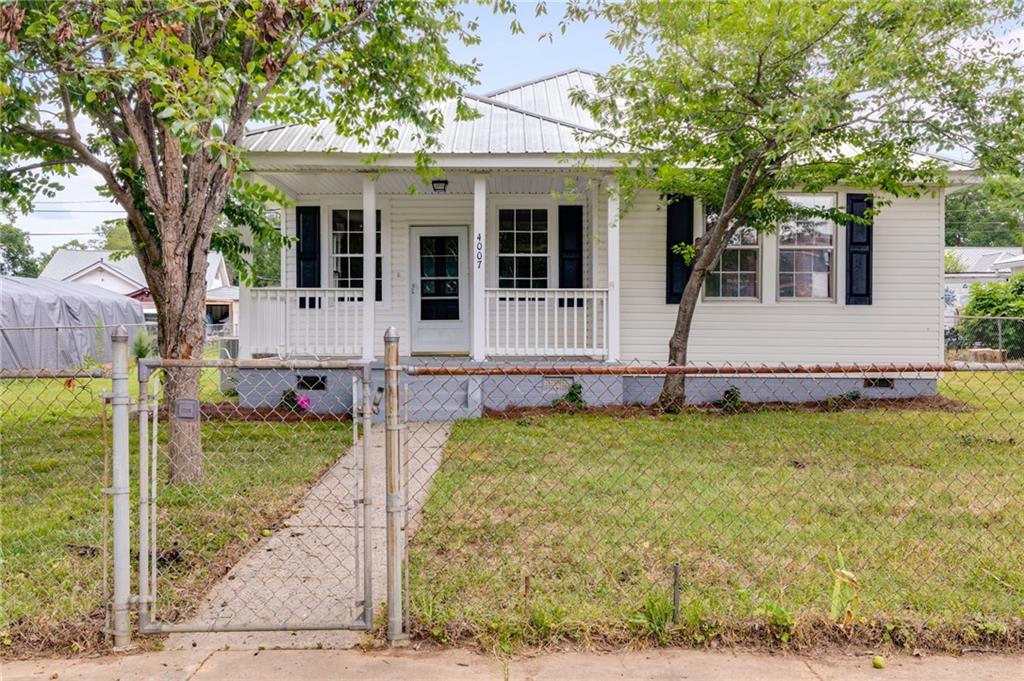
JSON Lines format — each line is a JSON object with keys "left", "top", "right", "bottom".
{"left": 408, "top": 372, "right": 1024, "bottom": 651}
{"left": 1, "top": 366, "right": 352, "bottom": 654}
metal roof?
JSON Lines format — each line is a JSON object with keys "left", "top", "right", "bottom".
{"left": 485, "top": 68, "right": 599, "bottom": 128}
{"left": 243, "top": 70, "right": 600, "bottom": 156}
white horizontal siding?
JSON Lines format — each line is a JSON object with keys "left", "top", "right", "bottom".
{"left": 268, "top": 182, "right": 944, "bottom": 364}
{"left": 618, "top": 189, "right": 943, "bottom": 364}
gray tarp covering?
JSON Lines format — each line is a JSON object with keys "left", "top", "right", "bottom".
{"left": 1, "top": 276, "right": 145, "bottom": 370}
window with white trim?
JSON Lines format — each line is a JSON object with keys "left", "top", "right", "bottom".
{"left": 778, "top": 194, "right": 835, "bottom": 300}
{"left": 705, "top": 224, "right": 759, "bottom": 299}
{"left": 497, "top": 208, "right": 548, "bottom": 289}
{"left": 331, "top": 208, "right": 382, "bottom": 301}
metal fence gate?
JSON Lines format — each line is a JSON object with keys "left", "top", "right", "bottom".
{"left": 115, "top": 349, "right": 377, "bottom": 637}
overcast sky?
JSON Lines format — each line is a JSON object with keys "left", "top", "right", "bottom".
{"left": 15, "top": 6, "right": 1021, "bottom": 257}
{"left": 16, "top": 2, "right": 619, "bottom": 256}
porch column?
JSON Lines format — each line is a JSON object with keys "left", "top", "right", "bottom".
{"left": 607, "top": 180, "right": 621, "bottom": 363}
{"left": 238, "top": 223, "right": 255, "bottom": 358}
{"left": 471, "top": 174, "right": 487, "bottom": 362}
{"left": 362, "top": 176, "right": 377, "bottom": 361}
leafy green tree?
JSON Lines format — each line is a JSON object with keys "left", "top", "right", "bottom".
{"left": 566, "top": 0, "right": 1023, "bottom": 406}
{"left": 0, "top": 223, "right": 39, "bottom": 276}
{"left": 37, "top": 238, "right": 90, "bottom": 271}
{"left": 959, "top": 273, "right": 1024, "bottom": 358}
{"left": 1, "top": 0, "right": 478, "bottom": 482}
{"left": 944, "top": 251, "right": 967, "bottom": 274}
{"left": 946, "top": 175, "right": 1024, "bottom": 247}
{"left": 94, "top": 218, "right": 133, "bottom": 252}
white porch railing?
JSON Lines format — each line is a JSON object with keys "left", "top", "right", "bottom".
{"left": 243, "top": 287, "right": 363, "bottom": 357}
{"left": 486, "top": 288, "right": 608, "bottom": 358}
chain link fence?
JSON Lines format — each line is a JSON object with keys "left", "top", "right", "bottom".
{"left": 1, "top": 326, "right": 374, "bottom": 655}
{"left": 5, "top": 322, "right": 1024, "bottom": 655}
{"left": 135, "top": 358, "right": 374, "bottom": 635}
{"left": 398, "top": 359, "right": 1024, "bottom": 651}
{"left": 946, "top": 315, "right": 1024, "bottom": 362}
{"left": 2, "top": 363, "right": 115, "bottom": 654}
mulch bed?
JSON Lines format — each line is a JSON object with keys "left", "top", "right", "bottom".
{"left": 483, "top": 394, "right": 974, "bottom": 419}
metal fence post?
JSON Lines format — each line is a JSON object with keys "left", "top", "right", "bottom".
{"left": 997, "top": 318, "right": 1004, "bottom": 356}
{"left": 110, "top": 327, "right": 131, "bottom": 649}
{"left": 384, "top": 327, "right": 404, "bottom": 641}
{"left": 361, "top": 364, "right": 374, "bottom": 629}
{"left": 137, "top": 362, "right": 151, "bottom": 629}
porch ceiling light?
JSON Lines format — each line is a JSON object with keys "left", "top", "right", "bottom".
{"left": 431, "top": 178, "right": 449, "bottom": 193}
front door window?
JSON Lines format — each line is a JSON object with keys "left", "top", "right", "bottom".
{"left": 419, "top": 235, "right": 460, "bottom": 321}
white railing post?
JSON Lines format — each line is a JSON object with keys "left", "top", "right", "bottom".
{"left": 362, "top": 176, "right": 377, "bottom": 361}
{"left": 606, "top": 181, "right": 621, "bottom": 363}
{"left": 110, "top": 327, "right": 131, "bottom": 649}
{"left": 472, "top": 175, "right": 487, "bottom": 362}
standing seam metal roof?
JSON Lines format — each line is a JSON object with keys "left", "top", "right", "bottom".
{"left": 243, "top": 69, "right": 601, "bottom": 155}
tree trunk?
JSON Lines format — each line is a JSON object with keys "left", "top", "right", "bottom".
{"left": 155, "top": 247, "right": 212, "bottom": 485}
{"left": 658, "top": 231, "right": 726, "bottom": 411}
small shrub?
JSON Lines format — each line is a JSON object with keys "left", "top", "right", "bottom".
{"left": 132, "top": 329, "right": 154, "bottom": 360}
{"left": 720, "top": 385, "right": 743, "bottom": 413}
{"left": 551, "top": 382, "right": 587, "bottom": 410}
{"left": 278, "top": 389, "right": 310, "bottom": 412}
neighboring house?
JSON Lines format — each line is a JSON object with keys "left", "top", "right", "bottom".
{"left": 1000, "top": 254, "right": 1024, "bottom": 275}
{"left": 237, "top": 68, "right": 974, "bottom": 410}
{"left": 39, "top": 249, "right": 236, "bottom": 333}
{"left": 944, "top": 246, "right": 1023, "bottom": 328}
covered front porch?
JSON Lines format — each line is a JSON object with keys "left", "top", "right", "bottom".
{"left": 238, "top": 170, "right": 622, "bottom": 362}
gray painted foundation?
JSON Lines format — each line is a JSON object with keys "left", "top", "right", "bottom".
{"left": 236, "top": 365, "right": 937, "bottom": 421}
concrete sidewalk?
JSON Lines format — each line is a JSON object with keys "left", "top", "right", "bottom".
{"left": 5, "top": 647, "right": 1022, "bottom": 681}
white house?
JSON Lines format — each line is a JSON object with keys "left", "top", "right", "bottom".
{"left": 944, "top": 246, "right": 1023, "bottom": 328}
{"left": 40, "top": 249, "right": 238, "bottom": 334}
{"left": 236, "top": 68, "right": 973, "bottom": 411}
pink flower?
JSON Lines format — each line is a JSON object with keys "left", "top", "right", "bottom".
{"left": 296, "top": 395, "right": 311, "bottom": 411}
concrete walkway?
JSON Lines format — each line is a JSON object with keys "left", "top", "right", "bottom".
{"left": 6, "top": 647, "right": 1022, "bottom": 681}
{"left": 159, "top": 422, "right": 449, "bottom": 652}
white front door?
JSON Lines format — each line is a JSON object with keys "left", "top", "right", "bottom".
{"left": 410, "top": 226, "right": 470, "bottom": 354}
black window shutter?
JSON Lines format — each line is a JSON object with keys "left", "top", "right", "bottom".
{"left": 296, "top": 206, "right": 321, "bottom": 289}
{"left": 845, "top": 193, "right": 872, "bottom": 305}
{"left": 558, "top": 205, "right": 584, "bottom": 289}
{"left": 666, "top": 196, "right": 694, "bottom": 304}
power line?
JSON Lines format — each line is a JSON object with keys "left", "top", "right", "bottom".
{"left": 31, "top": 209, "right": 125, "bottom": 214}
{"left": 34, "top": 200, "right": 116, "bottom": 205}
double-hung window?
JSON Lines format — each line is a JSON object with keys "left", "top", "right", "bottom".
{"left": 705, "top": 224, "right": 759, "bottom": 299}
{"left": 497, "top": 208, "right": 548, "bottom": 289}
{"left": 778, "top": 194, "right": 835, "bottom": 300}
{"left": 331, "top": 208, "right": 382, "bottom": 301}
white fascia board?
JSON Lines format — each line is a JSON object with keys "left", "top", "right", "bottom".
{"left": 246, "top": 152, "right": 619, "bottom": 172}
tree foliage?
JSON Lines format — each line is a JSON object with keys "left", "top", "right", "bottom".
{"left": 946, "top": 175, "right": 1024, "bottom": 247}
{"left": 959, "top": 273, "right": 1024, "bottom": 357}
{"left": 564, "top": 0, "right": 1024, "bottom": 404}
{"left": 0, "top": 0, "right": 482, "bottom": 482}
{"left": 0, "top": 222, "right": 39, "bottom": 276}
{"left": 944, "top": 250, "right": 967, "bottom": 274}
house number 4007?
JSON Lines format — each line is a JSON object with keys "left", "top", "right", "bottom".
{"left": 476, "top": 234, "right": 483, "bottom": 269}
